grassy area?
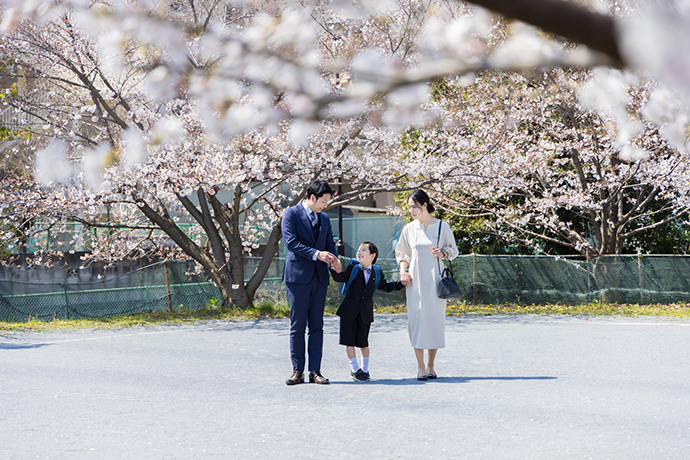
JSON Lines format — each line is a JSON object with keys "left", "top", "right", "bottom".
{"left": 444, "top": 300, "right": 690, "bottom": 318}
{"left": 0, "top": 299, "right": 293, "bottom": 332}
{"left": 3, "top": 300, "right": 690, "bottom": 332}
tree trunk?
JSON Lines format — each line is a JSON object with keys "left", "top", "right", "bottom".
{"left": 218, "top": 277, "right": 252, "bottom": 309}
{"left": 595, "top": 256, "right": 622, "bottom": 304}
{"left": 135, "top": 192, "right": 249, "bottom": 309}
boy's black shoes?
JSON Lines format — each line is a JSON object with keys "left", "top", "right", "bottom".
{"left": 351, "top": 369, "right": 370, "bottom": 382}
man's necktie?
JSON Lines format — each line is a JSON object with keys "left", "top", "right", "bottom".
{"left": 309, "top": 211, "right": 318, "bottom": 237}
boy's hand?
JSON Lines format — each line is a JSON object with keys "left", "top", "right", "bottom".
{"left": 401, "top": 273, "right": 412, "bottom": 286}
{"left": 331, "top": 258, "right": 342, "bottom": 273}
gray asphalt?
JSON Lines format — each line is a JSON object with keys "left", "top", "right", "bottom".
{"left": 2, "top": 314, "right": 690, "bottom": 459}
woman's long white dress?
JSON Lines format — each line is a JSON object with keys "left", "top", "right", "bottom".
{"left": 395, "top": 219, "right": 459, "bottom": 349}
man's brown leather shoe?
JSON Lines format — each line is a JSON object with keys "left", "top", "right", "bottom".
{"left": 286, "top": 369, "right": 304, "bottom": 385}
{"left": 308, "top": 370, "right": 330, "bottom": 384}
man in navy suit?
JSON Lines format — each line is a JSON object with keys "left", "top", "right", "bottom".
{"left": 282, "top": 180, "right": 341, "bottom": 385}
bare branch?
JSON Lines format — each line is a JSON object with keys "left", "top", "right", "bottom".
{"left": 466, "top": 0, "right": 622, "bottom": 65}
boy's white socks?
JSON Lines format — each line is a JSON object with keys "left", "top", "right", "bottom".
{"left": 362, "top": 356, "right": 369, "bottom": 373}
{"left": 349, "top": 357, "right": 360, "bottom": 372}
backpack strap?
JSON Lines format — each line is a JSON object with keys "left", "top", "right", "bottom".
{"left": 341, "top": 259, "right": 360, "bottom": 294}
{"left": 372, "top": 265, "right": 382, "bottom": 291}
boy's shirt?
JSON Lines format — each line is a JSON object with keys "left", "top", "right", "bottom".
{"left": 330, "top": 262, "right": 404, "bottom": 324}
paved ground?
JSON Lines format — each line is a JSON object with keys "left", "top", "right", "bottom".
{"left": 2, "top": 314, "right": 690, "bottom": 459}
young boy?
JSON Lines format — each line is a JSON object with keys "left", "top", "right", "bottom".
{"left": 330, "top": 242, "right": 407, "bottom": 381}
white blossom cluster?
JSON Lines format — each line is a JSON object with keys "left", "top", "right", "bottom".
{"left": 418, "top": 68, "right": 690, "bottom": 255}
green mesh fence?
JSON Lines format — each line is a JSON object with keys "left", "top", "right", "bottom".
{"left": 453, "top": 254, "right": 690, "bottom": 305}
{"left": 331, "top": 255, "right": 690, "bottom": 308}
{"left": 0, "top": 261, "right": 222, "bottom": 321}
{"left": 3, "top": 254, "right": 690, "bottom": 322}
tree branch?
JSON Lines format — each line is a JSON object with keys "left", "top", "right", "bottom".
{"left": 621, "top": 209, "right": 690, "bottom": 240}
{"left": 466, "top": 0, "right": 622, "bottom": 65}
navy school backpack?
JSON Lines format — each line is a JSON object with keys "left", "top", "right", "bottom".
{"left": 341, "top": 259, "right": 381, "bottom": 295}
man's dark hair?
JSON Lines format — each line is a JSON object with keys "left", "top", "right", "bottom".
{"left": 306, "top": 180, "right": 336, "bottom": 200}
{"left": 360, "top": 241, "right": 379, "bottom": 264}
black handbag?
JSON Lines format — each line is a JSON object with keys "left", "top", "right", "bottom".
{"left": 436, "top": 220, "right": 462, "bottom": 299}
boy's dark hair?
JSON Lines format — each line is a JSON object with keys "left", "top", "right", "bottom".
{"left": 306, "top": 180, "right": 336, "bottom": 200}
{"left": 409, "top": 189, "right": 435, "bottom": 213}
{"left": 360, "top": 241, "right": 379, "bottom": 264}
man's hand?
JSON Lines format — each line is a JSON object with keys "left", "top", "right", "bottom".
{"left": 317, "top": 251, "right": 338, "bottom": 265}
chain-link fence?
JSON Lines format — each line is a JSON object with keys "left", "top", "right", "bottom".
{"left": 0, "top": 260, "right": 215, "bottom": 321}
{"left": 454, "top": 254, "right": 690, "bottom": 305}
{"left": 0, "top": 214, "right": 407, "bottom": 321}
{"left": 3, "top": 254, "right": 690, "bottom": 322}
{"left": 14, "top": 216, "right": 406, "bottom": 259}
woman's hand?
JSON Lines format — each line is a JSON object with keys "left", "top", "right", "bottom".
{"left": 431, "top": 246, "right": 446, "bottom": 258}
{"left": 400, "top": 272, "right": 412, "bottom": 286}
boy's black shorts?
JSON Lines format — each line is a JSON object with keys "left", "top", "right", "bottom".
{"left": 339, "top": 314, "right": 370, "bottom": 348}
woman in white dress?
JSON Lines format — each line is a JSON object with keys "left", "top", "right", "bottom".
{"left": 396, "top": 190, "right": 459, "bottom": 380}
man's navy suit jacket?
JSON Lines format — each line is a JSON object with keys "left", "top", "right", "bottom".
{"left": 281, "top": 204, "right": 337, "bottom": 286}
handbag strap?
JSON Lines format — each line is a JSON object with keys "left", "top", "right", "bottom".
{"left": 436, "top": 220, "right": 444, "bottom": 274}
{"left": 436, "top": 220, "right": 455, "bottom": 278}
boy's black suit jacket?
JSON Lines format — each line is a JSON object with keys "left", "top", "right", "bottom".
{"left": 330, "top": 263, "right": 404, "bottom": 324}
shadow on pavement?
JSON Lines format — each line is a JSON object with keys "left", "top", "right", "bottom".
{"left": 439, "top": 375, "right": 558, "bottom": 383}
{"left": 0, "top": 342, "right": 50, "bottom": 350}
{"left": 331, "top": 375, "right": 557, "bottom": 385}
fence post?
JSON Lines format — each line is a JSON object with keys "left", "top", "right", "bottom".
{"left": 164, "top": 260, "right": 173, "bottom": 312}
{"left": 354, "top": 217, "right": 359, "bottom": 252}
{"left": 472, "top": 253, "right": 477, "bottom": 305}
{"left": 638, "top": 251, "right": 644, "bottom": 304}
{"left": 64, "top": 286, "right": 70, "bottom": 319}
{"left": 586, "top": 248, "right": 591, "bottom": 303}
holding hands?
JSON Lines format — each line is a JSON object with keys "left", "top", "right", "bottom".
{"left": 400, "top": 260, "right": 412, "bottom": 286}
{"left": 332, "top": 257, "right": 342, "bottom": 273}
{"left": 319, "top": 251, "right": 342, "bottom": 272}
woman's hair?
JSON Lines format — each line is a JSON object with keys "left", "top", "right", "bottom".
{"left": 409, "top": 189, "right": 435, "bottom": 214}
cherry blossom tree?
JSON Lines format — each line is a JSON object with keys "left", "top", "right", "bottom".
{"left": 0, "top": 0, "right": 450, "bottom": 308}
{"left": 414, "top": 69, "right": 690, "bottom": 256}
{"left": 0, "top": 0, "right": 688, "bottom": 128}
